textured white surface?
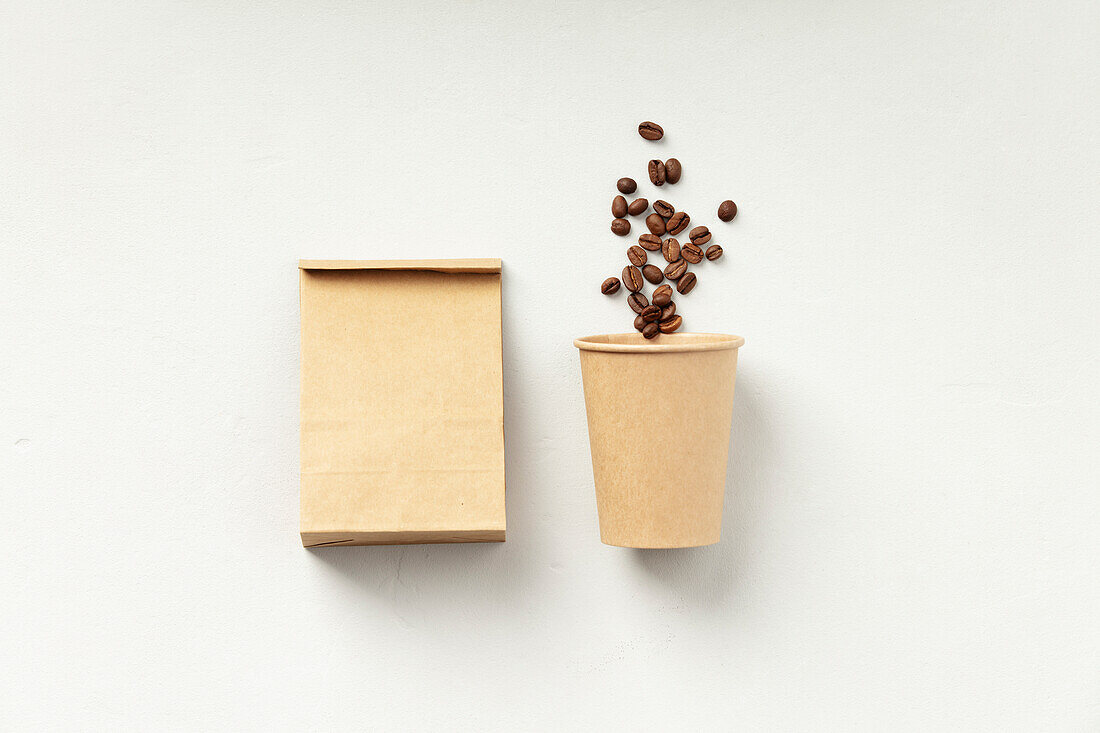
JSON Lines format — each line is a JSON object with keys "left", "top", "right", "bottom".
{"left": 2, "top": 1, "right": 1097, "bottom": 729}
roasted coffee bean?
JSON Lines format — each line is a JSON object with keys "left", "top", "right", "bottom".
{"left": 638, "top": 121, "right": 664, "bottom": 141}
{"left": 622, "top": 265, "right": 643, "bottom": 292}
{"left": 652, "top": 200, "right": 674, "bottom": 219}
{"left": 660, "top": 301, "right": 676, "bottom": 320}
{"left": 676, "top": 271, "right": 697, "bottom": 294}
{"left": 601, "top": 277, "right": 620, "bottom": 295}
{"left": 664, "top": 259, "right": 688, "bottom": 280}
{"left": 627, "top": 245, "right": 647, "bottom": 267}
{"left": 659, "top": 314, "right": 683, "bottom": 333}
{"left": 718, "top": 200, "right": 737, "bottom": 221}
{"left": 611, "top": 218, "right": 630, "bottom": 236}
{"left": 627, "top": 292, "right": 649, "bottom": 313}
{"left": 681, "top": 242, "right": 704, "bottom": 263}
{"left": 638, "top": 233, "right": 662, "bottom": 251}
{"left": 652, "top": 284, "right": 673, "bottom": 307}
{"left": 642, "top": 264, "right": 664, "bottom": 284}
{"left": 642, "top": 321, "right": 660, "bottom": 339}
{"left": 641, "top": 304, "right": 662, "bottom": 323}
{"left": 617, "top": 178, "right": 637, "bottom": 194}
{"left": 645, "top": 213, "right": 665, "bottom": 236}
{"left": 612, "top": 195, "right": 627, "bottom": 218}
{"left": 705, "top": 244, "right": 724, "bottom": 261}
{"left": 634, "top": 314, "right": 646, "bottom": 331}
{"left": 648, "top": 159, "right": 666, "bottom": 186}
{"left": 627, "top": 198, "right": 648, "bottom": 216}
{"left": 665, "top": 158, "right": 681, "bottom": 184}
{"left": 665, "top": 211, "right": 689, "bottom": 235}
{"left": 688, "top": 226, "right": 711, "bottom": 246}
{"left": 662, "top": 238, "right": 681, "bottom": 263}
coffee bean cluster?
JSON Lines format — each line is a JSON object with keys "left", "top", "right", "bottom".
{"left": 601, "top": 122, "right": 740, "bottom": 339}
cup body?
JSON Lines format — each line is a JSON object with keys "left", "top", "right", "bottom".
{"left": 574, "top": 333, "right": 744, "bottom": 548}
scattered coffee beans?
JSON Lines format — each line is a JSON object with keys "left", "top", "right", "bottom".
{"left": 648, "top": 159, "right": 666, "bottom": 186}
{"left": 638, "top": 121, "right": 664, "bottom": 141}
{"left": 642, "top": 264, "right": 664, "bottom": 284}
{"left": 627, "top": 198, "right": 648, "bottom": 216}
{"left": 665, "top": 211, "right": 689, "bottom": 236}
{"left": 645, "top": 213, "right": 666, "bottom": 236}
{"left": 705, "top": 244, "right": 723, "bottom": 261}
{"left": 681, "top": 242, "right": 703, "bottom": 263}
{"left": 652, "top": 284, "right": 673, "bottom": 307}
{"left": 611, "top": 218, "right": 630, "bottom": 236}
{"left": 617, "top": 178, "right": 637, "bottom": 194}
{"left": 622, "top": 265, "right": 643, "bottom": 292}
{"left": 665, "top": 158, "right": 681, "bottom": 184}
{"left": 627, "top": 292, "right": 649, "bottom": 313}
{"left": 642, "top": 321, "right": 660, "bottom": 339}
{"left": 659, "top": 314, "right": 683, "bottom": 333}
{"left": 676, "top": 271, "right": 697, "bottom": 294}
{"left": 688, "top": 226, "right": 711, "bottom": 246}
{"left": 601, "top": 277, "right": 620, "bottom": 295}
{"left": 627, "top": 245, "right": 647, "bottom": 267}
{"left": 664, "top": 259, "right": 688, "bottom": 280}
{"left": 638, "top": 233, "right": 662, "bottom": 251}
{"left": 612, "top": 195, "right": 627, "bottom": 218}
{"left": 653, "top": 200, "right": 674, "bottom": 219}
{"left": 641, "top": 304, "right": 662, "bottom": 323}
{"left": 662, "top": 238, "right": 681, "bottom": 263}
{"left": 717, "top": 200, "right": 737, "bottom": 221}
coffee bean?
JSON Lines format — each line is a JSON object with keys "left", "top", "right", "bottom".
{"left": 627, "top": 292, "right": 649, "bottom": 313}
{"left": 688, "top": 226, "right": 711, "bottom": 246}
{"left": 642, "top": 321, "right": 660, "bottom": 339}
{"left": 665, "top": 158, "right": 681, "bottom": 184}
{"left": 634, "top": 314, "right": 646, "bottom": 331}
{"left": 642, "top": 264, "right": 664, "bottom": 284}
{"left": 658, "top": 314, "right": 683, "bottom": 333}
{"left": 665, "top": 211, "right": 689, "bottom": 235}
{"left": 611, "top": 218, "right": 630, "bottom": 236}
{"left": 638, "top": 121, "right": 663, "bottom": 141}
{"left": 626, "top": 245, "right": 647, "bottom": 267}
{"left": 664, "top": 259, "right": 688, "bottom": 280}
{"left": 705, "top": 244, "right": 723, "bottom": 261}
{"left": 638, "top": 233, "right": 662, "bottom": 251}
{"left": 627, "top": 198, "right": 648, "bottom": 216}
{"left": 660, "top": 301, "right": 676, "bottom": 320}
{"left": 717, "top": 200, "right": 737, "bottom": 221}
{"left": 662, "top": 238, "right": 680, "bottom": 263}
{"left": 676, "top": 271, "right": 697, "bottom": 294}
{"left": 681, "top": 242, "right": 704, "bottom": 263}
{"left": 601, "top": 277, "right": 620, "bottom": 295}
{"left": 617, "top": 178, "right": 637, "bottom": 194}
{"left": 645, "top": 213, "right": 665, "bottom": 236}
{"left": 622, "top": 265, "right": 643, "bottom": 292}
{"left": 652, "top": 284, "right": 673, "bottom": 307}
{"left": 648, "top": 159, "right": 666, "bottom": 186}
{"left": 641, "top": 304, "right": 662, "bottom": 323}
{"left": 612, "top": 195, "right": 627, "bottom": 218}
{"left": 653, "top": 200, "right": 674, "bottom": 219}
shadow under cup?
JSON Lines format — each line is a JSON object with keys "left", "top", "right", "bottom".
{"left": 574, "top": 333, "right": 745, "bottom": 548}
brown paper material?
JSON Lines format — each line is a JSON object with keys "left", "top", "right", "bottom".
{"left": 574, "top": 332, "right": 744, "bottom": 548}
{"left": 300, "top": 259, "right": 505, "bottom": 547}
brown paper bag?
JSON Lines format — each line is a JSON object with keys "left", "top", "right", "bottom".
{"left": 299, "top": 259, "right": 505, "bottom": 547}
{"left": 574, "top": 332, "right": 744, "bottom": 548}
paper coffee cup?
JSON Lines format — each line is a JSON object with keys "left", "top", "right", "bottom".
{"left": 574, "top": 332, "right": 745, "bottom": 548}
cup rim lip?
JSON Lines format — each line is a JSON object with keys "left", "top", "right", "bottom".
{"left": 573, "top": 332, "right": 745, "bottom": 353}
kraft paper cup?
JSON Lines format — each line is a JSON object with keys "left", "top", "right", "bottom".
{"left": 574, "top": 332, "right": 745, "bottom": 548}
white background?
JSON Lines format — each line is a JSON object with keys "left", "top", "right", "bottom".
{"left": 2, "top": 1, "right": 1097, "bottom": 730}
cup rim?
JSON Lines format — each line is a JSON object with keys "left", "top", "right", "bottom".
{"left": 573, "top": 332, "right": 745, "bottom": 353}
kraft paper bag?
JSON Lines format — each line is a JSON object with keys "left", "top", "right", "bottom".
{"left": 299, "top": 259, "right": 505, "bottom": 547}
{"left": 574, "top": 332, "right": 744, "bottom": 548}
